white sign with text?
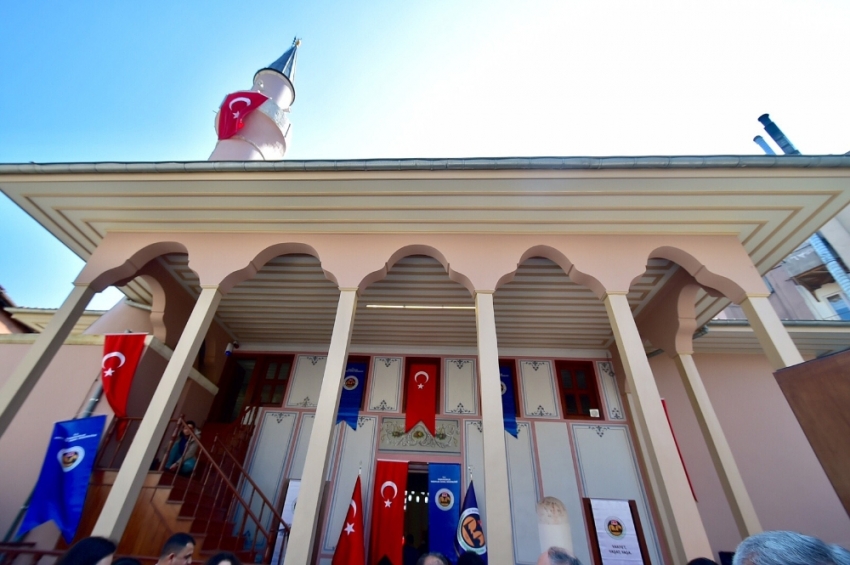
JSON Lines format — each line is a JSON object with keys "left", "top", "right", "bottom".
{"left": 590, "top": 498, "right": 643, "bottom": 565}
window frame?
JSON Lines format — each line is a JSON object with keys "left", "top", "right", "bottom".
{"left": 553, "top": 359, "right": 603, "bottom": 420}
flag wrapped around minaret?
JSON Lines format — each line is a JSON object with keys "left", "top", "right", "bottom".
{"left": 217, "top": 91, "right": 269, "bottom": 140}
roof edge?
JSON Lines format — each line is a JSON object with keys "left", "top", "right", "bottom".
{"left": 2, "top": 155, "right": 850, "bottom": 175}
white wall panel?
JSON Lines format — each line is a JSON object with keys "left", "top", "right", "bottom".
{"left": 520, "top": 360, "right": 560, "bottom": 419}
{"left": 285, "top": 355, "right": 327, "bottom": 408}
{"left": 597, "top": 361, "right": 626, "bottom": 420}
{"left": 368, "top": 357, "right": 403, "bottom": 412}
{"left": 322, "top": 416, "right": 378, "bottom": 554}
{"left": 534, "top": 421, "right": 592, "bottom": 565}
{"left": 573, "top": 424, "right": 662, "bottom": 565}
{"left": 444, "top": 358, "right": 477, "bottom": 415}
{"left": 507, "top": 423, "right": 541, "bottom": 565}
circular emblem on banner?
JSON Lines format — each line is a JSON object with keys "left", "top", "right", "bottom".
{"left": 606, "top": 517, "right": 625, "bottom": 539}
{"left": 57, "top": 446, "right": 85, "bottom": 472}
{"left": 457, "top": 508, "right": 486, "bottom": 553}
{"left": 343, "top": 375, "right": 359, "bottom": 391}
{"left": 500, "top": 381, "right": 507, "bottom": 395}
{"left": 435, "top": 488, "right": 455, "bottom": 511}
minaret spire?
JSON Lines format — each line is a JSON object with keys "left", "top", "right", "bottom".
{"left": 208, "top": 39, "right": 302, "bottom": 161}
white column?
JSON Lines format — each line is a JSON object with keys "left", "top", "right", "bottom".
{"left": 739, "top": 295, "right": 804, "bottom": 369}
{"left": 604, "top": 292, "right": 712, "bottom": 563}
{"left": 0, "top": 284, "right": 95, "bottom": 437}
{"left": 284, "top": 289, "right": 358, "bottom": 565}
{"left": 474, "top": 291, "right": 515, "bottom": 565}
{"left": 92, "top": 286, "right": 222, "bottom": 539}
{"left": 673, "top": 354, "right": 761, "bottom": 537}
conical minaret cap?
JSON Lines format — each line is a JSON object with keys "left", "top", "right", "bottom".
{"left": 255, "top": 37, "right": 300, "bottom": 91}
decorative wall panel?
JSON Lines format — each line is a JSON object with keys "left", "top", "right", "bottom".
{"left": 285, "top": 355, "right": 327, "bottom": 408}
{"left": 506, "top": 423, "right": 541, "bottom": 565}
{"left": 444, "top": 358, "right": 477, "bottom": 415}
{"left": 534, "top": 421, "right": 592, "bottom": 565}
{"left": 368, "top": 357, "right": 403, "bottom": 412}
{"left": 322, "top": 416, "right": 378, "bottom": 554}
{"left": 463, "top": 420, "right": 487, "bottom": 530}
{"left": 378, "top": 417, "right": 461, "bottom": 454}
{"left": 287, "top": 414, "right": 337, "bottom": 481}
{"left": 520, "top": 360, "right": 560, "bottom": 419}
{"left": 597, "top": 361, "right": 626, "bottom": 420}
{"left": 572, "top": 424, "right": 662, "bottom": 565}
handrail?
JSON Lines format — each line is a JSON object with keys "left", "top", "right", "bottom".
{"left": 214, "top": 435, "right": 290, "bottom": 534}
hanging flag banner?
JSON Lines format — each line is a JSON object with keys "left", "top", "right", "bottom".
{"left": 500, "top": 365, "right": 519, "bottom": 438}
{"left": 337, "top": 361, "right": 368, "bottom": 430}
{"left": 456, "top": 480, "right": 487, "bottom": 563}
{"left": 369, "top": 460, "right": 408, "bottom": 565}
{"left": 101, "top": 333, "right": 147, "bottom": 438}
{"left": 333, "top": 476, "right": 366, "bottom": 565}
{"left": 428, "top": 463, "right": 461, "bottom": 563}
{"left": 217, "top": 90, "right": 270, "bottom": 140}
{"left": 17, "top": 415, "right": 107, "bottom": 543}
{"left": 589, "top": 498, "right": 643, "bottom": 565}
{"left": 405, "top": 362, "right": 437, "bottom": 435}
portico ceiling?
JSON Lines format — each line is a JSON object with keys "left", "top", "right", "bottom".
{"left": 2, "top": 157, "right": 850, "bottom": 350}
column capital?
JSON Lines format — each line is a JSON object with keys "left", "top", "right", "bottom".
{"left": 473, "top": 289, "right": 495, "bottom": 296}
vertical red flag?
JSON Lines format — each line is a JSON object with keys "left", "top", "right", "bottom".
{"left": 333, "top": 476, "right": 365, "bottom": 565}
{"left": 217, "top": 90, "right": 270, "bottom": 140}
{"left": 369, "top": 460, "right": 408, "bottom": 565}
{"left": 405, "top": 362, "right": 437, "bottom": 435}
{"left": 101, "top": 333, "right": 147, "bottom": 438}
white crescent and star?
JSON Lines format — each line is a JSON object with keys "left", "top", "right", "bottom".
{"left": 102, "top": 351, "right": 126, "bottom": 378}
{"left": 414, "top": 370, "right": 430, "bottom": 390}
{"left": 381, "top": 481, "right": 398, "bottom": 507}
{"left": 343, "top": 499, "right": 358, "bottom": 535}
{"left": 228, "top": 96, "right": 253, "bottom": 119}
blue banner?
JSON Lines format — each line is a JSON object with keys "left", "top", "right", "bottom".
{"left": 429, "top": 463, "right": 461, "bottom": 563}
{"left": 18, "top": 415, "right": 106, "bottom": 542}
{"left": 336, "top": 361, "right": 367, "bottom": 430}
{"left": 455, "top": 481, "right": 487, "bottom": 563}
{"left": 500, "top": 365, "right": 519, "bottom": 438}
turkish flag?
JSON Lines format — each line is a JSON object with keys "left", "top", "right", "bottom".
{"left": 369, "top": 461, "right": 408, "bottom": 565}
{"left": 405, "top": 362, "right": 437, "bottom": 435}
{"left": 333, "top": 476, "right": 365, "bottom": 565}
{"left": 101, "top": 333, "right": 147, "bottom": 438}
{"left": 217, "top": 90, "right": 269, "bottom": 140}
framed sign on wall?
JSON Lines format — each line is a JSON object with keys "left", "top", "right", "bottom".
{"left": 582, "top": 498, "right": 650, "bottom": 565}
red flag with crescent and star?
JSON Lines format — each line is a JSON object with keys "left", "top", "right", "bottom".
{"left": 369, "top": 460, "right": 408, "bottom": 565}
{"left": 217, "top": 90, "right": 269, "bottom": 140}
{"left": 101, "top": 333, "right": 147, "bottom": 438}
{"left": 405, "top": 362, "right": 437, "bottom": 435}
{"left": 332, "top": 476, "right": 365, "bottom": 565}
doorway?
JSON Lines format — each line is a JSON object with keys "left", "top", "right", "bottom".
{"left": 404, "top": 464, "right": 430, "bottom": 560}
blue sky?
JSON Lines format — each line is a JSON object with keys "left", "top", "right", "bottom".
{"left": 1, "top": 0, "right": 849, "bottom": 309}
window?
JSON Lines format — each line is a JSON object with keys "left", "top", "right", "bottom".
{"left": 554, "top": 360, "right": 602, "bottom": 419}
{"left": 827, "top": 294, "right": 850, "bottom": 321}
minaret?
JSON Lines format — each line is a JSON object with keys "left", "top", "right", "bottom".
{"left": 208, "top": 38, "right": 300, "bottom": 161}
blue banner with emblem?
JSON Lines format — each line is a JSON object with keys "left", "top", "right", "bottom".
{"left": 336, "top": 361, "right": 367, "bottom": 430}
{"left": 456, "top": 480, "right": 487, "bottom": 562}
{"left": 18, "top": 415, "right": 107, "bottom": 543}
{"left": 500, "top": 365, "right": 519, "bottom": 438}
{"left": 429, "top": 463, "right": 461, "bottom": 563}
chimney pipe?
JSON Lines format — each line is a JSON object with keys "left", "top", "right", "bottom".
{"left": 758, "top": 114, "right": 800, "bottom": 155}
{"left": 753, "top": 136, "right": 776, "bottom": 155}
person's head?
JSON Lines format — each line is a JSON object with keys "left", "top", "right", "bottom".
{"left": 831, "top": 545, "right": 850, "bottom": 565}
{"left": 159, "top": 533, "right": 196, "bottom": 565}
{"left": 182, "top": 421, "right": 197, "bottom": 436}
{"left": 416, "top": 553, "right": 450, "bottom": 565}
{"left": 57, "top": 537, "right": 116, "bottom": 565}
{"left": 536, "top": 546, "right": 583, "bottom": 565}
{"left": 113, "top": 559, "right": 142, "bottom": 565}
{"left": 733, "top": 531, "right": 838, "bottom": 565}
{"left": 688, "top": 559, "right": 718, "bottom": 565}
{"left": 457, "top": 551, "right": 486, "bottom": 565}
{"left": 204, "top": 552, "right": 241, "bottom": 565}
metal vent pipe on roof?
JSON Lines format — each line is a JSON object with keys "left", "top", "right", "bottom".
{"left": 758, "top": 114, "right": 800, "bottom": 155}
{"left": 753, "top": 136, "right": 776, "bottom": 155}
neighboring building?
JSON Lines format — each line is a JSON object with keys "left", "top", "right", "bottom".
{"left": 1, "top": 43, "right": 850, "bottom": 565}
{"left": 0, "top": 285, "right": 33, "bottom": 334}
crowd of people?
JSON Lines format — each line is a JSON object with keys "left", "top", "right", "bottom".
{"left": 50, "top": 528, "right": 850, "bottom": 565}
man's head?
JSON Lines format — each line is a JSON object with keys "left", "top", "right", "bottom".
{"left": 182, "top": 421, "right": 197, "bottom": 436}
{"left": 158, "top": 533, "right": 196, "bottom": 565}
{"left": 416, "top": 553, "right": 450, "bottom": 565}
{"left": 536, "top": 546, "right": 583, "bottom": 565}
{"left": 733, "top": 531, "right": 838, "bottom": 565}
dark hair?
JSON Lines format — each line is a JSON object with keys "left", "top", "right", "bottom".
{"left": 113, "top": 559, "right": 142, "bottom": 565}
{"left": 457, "top": 551, "right": 486, "bottom": 565}
{"left": 186, "top": 420, "right": 197, "bottom": 428}
{"left": 688, "top": 559, "right": 719, "bottom": 565}
{"left": 204, "top": 552, "right": 241, "bottom": 565}
{"left": 545, "top": 547, "right": 583, "bottom": 565}
{"left": 57, "top": 537, "right": 117, "bottom": 565}
{"left": 416, "top": 553, "right": 450, "bottom": 565}
{"left": 160, "top": 533, "right": 196, "bottom": 558}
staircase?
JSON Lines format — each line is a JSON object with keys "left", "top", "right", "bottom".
{"left": 79, "top": 409, "right": 288, "bottom": 563}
